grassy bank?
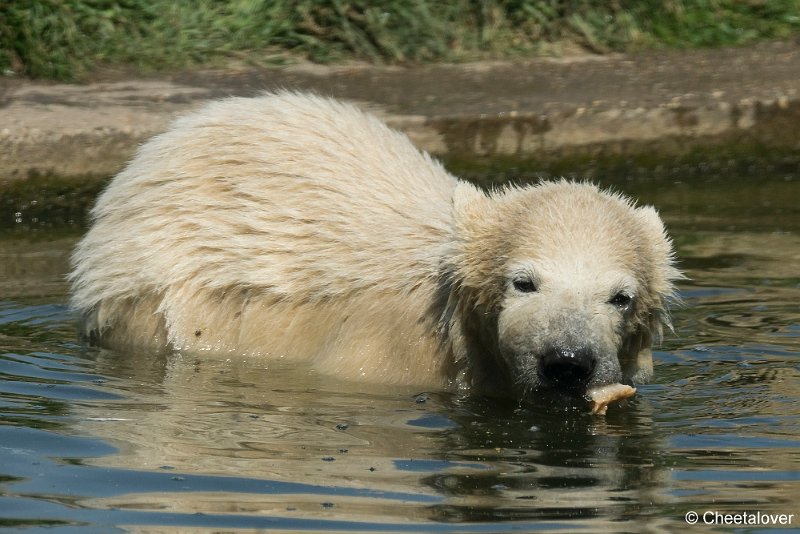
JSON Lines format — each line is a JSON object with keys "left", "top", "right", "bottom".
{"left": 2, "top": 1, "right": 800, "bottom": 80}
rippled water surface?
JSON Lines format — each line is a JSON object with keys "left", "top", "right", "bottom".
{"left": 1, "top": 173, "right": 798, "bottom": 532}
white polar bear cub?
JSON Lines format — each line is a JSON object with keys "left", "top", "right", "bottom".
{"left": 70, "top": 91, "right": 680, "bottom": 402}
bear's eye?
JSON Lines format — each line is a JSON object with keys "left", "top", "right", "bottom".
{"left": 609, "top": 292, "right": 633, "bottom": 308}
{"left": 512, "top": 277, "right": 537, "bottom": 293}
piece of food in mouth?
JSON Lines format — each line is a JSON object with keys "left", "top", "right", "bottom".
{"left": 587, "top": 383, "right": 637, "bottom": 415}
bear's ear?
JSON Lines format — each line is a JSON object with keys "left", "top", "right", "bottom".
{"left": 453, "top": 182, "right": 494, "bottom": 226}
{"left": 635, "top": 206, "right": 675, "bottom": 275}
{"left": 451, "top": 183, "right": 508, "bottom": 309}
{"left": 624, "top": 205, "right": 684, "bottom": 384}
{"left": 634, "top": 204, "right": 683, "bottom": 318}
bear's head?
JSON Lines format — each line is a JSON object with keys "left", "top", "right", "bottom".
{"left": 449, "top": 180, "right": 681, "bottom": 400}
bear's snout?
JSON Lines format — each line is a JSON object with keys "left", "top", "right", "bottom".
{"left": 539, "top": 345, "right": 596, "bottom": 387}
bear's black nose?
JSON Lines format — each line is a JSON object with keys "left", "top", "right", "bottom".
{"left": 540, "top": 346, "right": 596, "bottom": 386}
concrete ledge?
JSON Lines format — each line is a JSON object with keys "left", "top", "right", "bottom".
{"left": 1, "top": 41, "right": 799, "bottom": 182}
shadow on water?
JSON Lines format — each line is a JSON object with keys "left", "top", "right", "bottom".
{"left": 0, "top": 169, "right": 798, "bottom": 531}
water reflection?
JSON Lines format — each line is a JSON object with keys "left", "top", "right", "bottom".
{"left": 73, "top": 347, "right": 671, "bottom": 527}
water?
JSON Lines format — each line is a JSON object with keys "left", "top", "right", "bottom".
{"left": 1, "top": 172, "right": 798, "bottom": 532}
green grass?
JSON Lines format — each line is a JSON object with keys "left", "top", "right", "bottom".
{"left": 2, "top": 1, "right": 800, "bottom": 80}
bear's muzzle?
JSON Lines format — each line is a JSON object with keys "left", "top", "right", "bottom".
{"left": 539, "top": 345, "right": 597, "bottom": 388}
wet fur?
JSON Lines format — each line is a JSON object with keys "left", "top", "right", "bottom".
{"left": 70, "top": 91, "right": 681, "bottom": 394}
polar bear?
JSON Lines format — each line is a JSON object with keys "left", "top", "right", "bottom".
{"left": 70, "top": 91, "right": 680, "bottom": 404}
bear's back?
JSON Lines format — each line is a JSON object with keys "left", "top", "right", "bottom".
{"left": 71, "top": 92, "right": 459, "bottom": 312}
